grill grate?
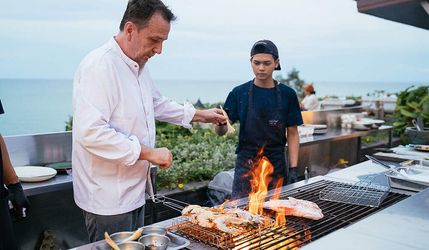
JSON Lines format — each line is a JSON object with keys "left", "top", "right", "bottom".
{"left": 169, "top": 180, "right": 409, "bottom": 249}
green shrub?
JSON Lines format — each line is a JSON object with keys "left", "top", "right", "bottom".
{"left": 155, "top": 122, "right": 238, "bottom": 189}
{"left": 392, "top": 86, "right": 429, "bottom": 141}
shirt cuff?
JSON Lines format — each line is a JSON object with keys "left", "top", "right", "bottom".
{"left": 181, "top": 102, "right": 196, "bottom": 129}
{"left": 125, "top": 135, "right": 141, "bottom": 166}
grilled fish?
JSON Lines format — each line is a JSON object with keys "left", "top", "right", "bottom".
{"left": 263, "top": 197, "right": 324, "bottom": 220}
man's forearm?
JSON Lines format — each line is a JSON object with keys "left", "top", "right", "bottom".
{"left": 287, "top": 127, "right": 300, "bottom": 168}
{"left": 0, "top": 135, "right": 19, "bottom": 184}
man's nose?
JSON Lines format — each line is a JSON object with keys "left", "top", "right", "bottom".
{"left": 153, "top": 43, "right": 163, "bottom": 54}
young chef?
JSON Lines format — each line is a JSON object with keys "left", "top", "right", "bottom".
{"left": 216, "top": 40, "right": 303, "bottom": 199}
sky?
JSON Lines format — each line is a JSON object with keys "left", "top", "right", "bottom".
{"left": 0, "top": 0, "right": 428, "bottom": 84}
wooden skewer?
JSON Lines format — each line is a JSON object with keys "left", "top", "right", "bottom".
{"left": 104, "top": 232, "right": 120, "bottom": 250}
{"left": 219, "top": 105, "right": 235, "bottom": 133}
{"left": 122, "top": 228, "right": 143, "bottom": 242}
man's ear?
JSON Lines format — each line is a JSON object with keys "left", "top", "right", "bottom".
{"left": 124, "top": 22, "right": 135, "bottom": 41}
{"left": 275, "top": 59, "right": 280, "bottom": 68}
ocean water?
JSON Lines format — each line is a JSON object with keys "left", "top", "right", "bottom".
{"left": 0, "top": 78, "right": 425, "bottom": 136}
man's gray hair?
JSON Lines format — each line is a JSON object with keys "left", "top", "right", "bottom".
{"left": 119, "top": 0, "right": 176, "bottom": 31}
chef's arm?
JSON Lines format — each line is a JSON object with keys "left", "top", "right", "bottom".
{"left": 139, "top": 145, "right": 173, "bottom": 169}
{"left": 0, "top": 134, "right": 19, "bottom": 185}
{"left": 287, "top": 126, "right": 300, "bottom": 168}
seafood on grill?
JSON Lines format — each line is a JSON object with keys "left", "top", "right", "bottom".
{"left": 263, "top": 197, "right": 324, "bottom": 220}
{"left": 181, "top": 205, "right": 265, "bottom": 234}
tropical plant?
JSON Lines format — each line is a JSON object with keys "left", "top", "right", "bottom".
{"left": 392, "top": 85, "right": 429, "bottom": 138}
{"left": 275, "top": 68, "right": 306, "bottom": 98}
{"left": 65, "top": 115, "right": 73, "bottom": 131}
{"left": 155, "top": 122, "right": 238, "bottom": 189}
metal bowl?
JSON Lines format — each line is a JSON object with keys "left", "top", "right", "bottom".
{"left": 117, "top": 241, "right": 145, "bottom": 250}
{"left": 110, "top": 231, "right": 134, "bottom": 243}
{"left": 138, "top": 234, "right": 170, "bottom": 250}
{"left": 141, "top": 226, "right": 167, "bottom": 236}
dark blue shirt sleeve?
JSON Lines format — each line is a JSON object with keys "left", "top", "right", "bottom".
{"left": 286, "top": 91, "right": 303, "bottom": 127}
{"left": 223, "top": 91, "right": 239, "bottom": 124}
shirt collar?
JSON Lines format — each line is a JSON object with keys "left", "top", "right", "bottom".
{"left": 108, "top": 37, "right": 141, "bottom": 77}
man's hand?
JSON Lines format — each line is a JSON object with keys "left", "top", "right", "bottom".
{"left": 287, "top": 167, "right": 299, "bottom": 184}
{"left": 192, "top": 108, "right": 226, "bottom": 125}
{"left": 7, "top": 182, "right": 30, "bottom": 220}
{"left": 141, "top": 146, "right": 173, "bottom": 169}
{"left": 214, "top": 124, "right": 228, "bottom": 136}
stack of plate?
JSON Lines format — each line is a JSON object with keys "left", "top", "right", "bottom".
{"left": 353, "top": 118, "right": 385, "bottom": 130}
{"left": 305, "top": 124, "right": 328, "bottom": 134}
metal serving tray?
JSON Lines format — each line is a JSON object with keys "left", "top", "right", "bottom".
{"left": 385, "top": 170, "right": 429, "bottom": 192}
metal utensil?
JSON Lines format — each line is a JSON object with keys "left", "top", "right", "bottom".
{"left": 141, "top": 226, "right": 167, "bottom": 236}
{"left": 116, "top": 241, "right": 145, "bottom": 250}
{"left": 138, "top": 234, "right": 170, "bottom": 250}
{"left": 412, "top": 119, "right": 423, "bottom": 131}
{"left": 365, "top": 155, "right": 406, "bottom": 178}
{"left": 417, "top": 116, "right": 425, "bottom": 130}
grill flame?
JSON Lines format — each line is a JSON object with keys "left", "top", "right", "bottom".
{"left": 248, "top": 155, "right": 273, "bottom": 215}
{"left": 246, "top": 147, "right": 286, "bottom": 226}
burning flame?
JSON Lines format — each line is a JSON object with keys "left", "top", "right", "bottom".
{"left": 231, "top": 148, "right": 313, "bottom": 249}
{"left": 248, "top": 155, "right": 273, "bottom": 215}
{"left": 246, "top": 147, "right": 286, "bottom": 226}
{"left": 272, "top": 177, "right": 286, "bottom": 226}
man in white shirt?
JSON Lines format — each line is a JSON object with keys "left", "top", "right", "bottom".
{"left": 72, "top": 0, "right": 226, "bottom": 242}
{"left": 300, "top": 84, "right": 320, "bottom": 111}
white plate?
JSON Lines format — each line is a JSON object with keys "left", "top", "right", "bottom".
{"left": 353, "top": 120, "right": 373, "bottom": 126}
{"left": 304, "top": 124, "right": 328, "bottom": 129}
{"left": 14, "top": 166, "right": 57, "bottom": 182}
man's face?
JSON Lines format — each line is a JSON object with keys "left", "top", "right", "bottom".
{"left": 128, "top": 12, "right": 170, "bottom": 65}
{"left": 251, "top": 54, "right": 279, "bottom": 81}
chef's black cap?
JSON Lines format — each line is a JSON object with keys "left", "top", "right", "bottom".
{"left": 250, "top": 40, "right": 281, "bottom": 70}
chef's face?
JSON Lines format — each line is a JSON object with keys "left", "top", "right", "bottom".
{"left": 251, "top": 54, "right": 279, "bottom": 81}
{"left": 126, "top": 12, "right": 170, "bottom": 66}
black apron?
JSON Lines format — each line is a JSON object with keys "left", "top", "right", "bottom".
{"left": 231, "top": 82, "right": 287, "bottom": 199}
{"left": 0, "top": 142, "right": 19, "bottom": 250}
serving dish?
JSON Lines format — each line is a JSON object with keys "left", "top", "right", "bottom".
{"left": 14, "top": 166, "right": 57, "bottom": 182}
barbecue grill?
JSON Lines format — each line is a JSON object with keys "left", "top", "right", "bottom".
{"left": 155, "top": 179, "right": 409, "bottom": 250}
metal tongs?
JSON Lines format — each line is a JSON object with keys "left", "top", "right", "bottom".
{"left": 151, "top": 194, "right": 190, "bottom": 212}
{"left": 365, "top": 155, "right": 407, "bottom": 178}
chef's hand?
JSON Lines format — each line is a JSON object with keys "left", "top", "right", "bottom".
{"left": 142, "top": 147, "right": 173, "bottom": 169}
{"left": 214, "top": 123, "right": 228, "bottom": 136}
{"left": 192, "top": 109, "right": 226, "bottom": 125}
{"left": 287, "top": 168, "right": 299, "bottom": 184}
{"left": 7, "top": 182, "right": 30, "bottom": 220}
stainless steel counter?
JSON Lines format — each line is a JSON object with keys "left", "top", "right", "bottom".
{"left": 21, "top": 174, "right": 72, "bottom": 196}
{"left": 299, "top": 125, "right": 392, "bottom": 146}
{"left": 301, "top": 161, "right": 428, "bottom": 250}
{"left": 87, "top": 160, "right": 425, "bottom": 250}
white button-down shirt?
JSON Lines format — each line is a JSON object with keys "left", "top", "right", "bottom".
{"left": 72, "top": 38, "right": 196, "bottom": 215}
{"left": 302, "top": 94, "right": 320, "bottom": 111}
